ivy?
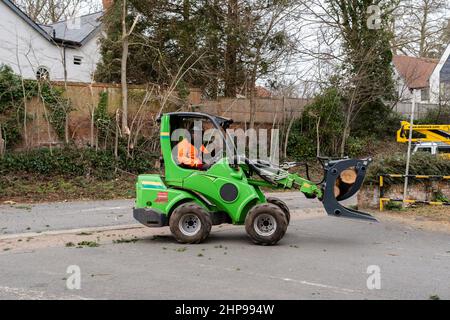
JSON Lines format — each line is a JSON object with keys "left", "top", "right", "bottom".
{"left": 94, "top": 91, "right": 112, "bottom": 141}
{"left": 40, "top": 84, "right": 72, "bottom": 140}
{"left": 0, "top": 64, "right": 69, "bottom": 148}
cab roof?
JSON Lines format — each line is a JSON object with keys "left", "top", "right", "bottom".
{"left": 158, "top": 112, "right": 234, "bottom": 129}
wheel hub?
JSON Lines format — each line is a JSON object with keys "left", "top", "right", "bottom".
{"left": 254, "top": 214, "right": 277, "bottom": 237}
{"left": 179, "top": 214, "right": 202, "bottom": 236}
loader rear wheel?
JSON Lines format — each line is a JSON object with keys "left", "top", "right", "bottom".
{"left": 170, "top": 202, "right": 212, "bottom": 244}
{"left": 267, "top": 197, "right": 290, "bottom": 224}
{"left": 245, "top": 204, "right": 288, "bottom": 246}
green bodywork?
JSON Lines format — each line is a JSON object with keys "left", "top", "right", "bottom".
{"left": 135, "top": 114, "right": 323, "bottom": 225}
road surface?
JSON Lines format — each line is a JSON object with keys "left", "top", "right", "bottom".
{"left": 0, "top": 193, "right": 334, "bottom": 236}
{"left": 0, "top": 194, "right": 449, "bottom": 300}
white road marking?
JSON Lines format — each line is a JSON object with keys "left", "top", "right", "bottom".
{"left": 80, "top": 206, "right": 130, "bottom": 213}
{"left": 435, "top": 253, "right": 450, "bottom": 258}
{"left": 0, "top": 285, "right": 91, "bottom": 300}
{"left": 197, "top": 263, "right": 358, "bottom": 295}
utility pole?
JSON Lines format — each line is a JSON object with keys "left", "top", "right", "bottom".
{"left": 403, "top": 88, "right": 416, "bottom": 207}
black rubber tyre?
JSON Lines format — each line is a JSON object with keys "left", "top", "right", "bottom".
{"left": 245, "top": 203, "right": 288, "bottom": 246}
{"left": 267, "top": 197, "right": 291, "bottom": 225}
{"left": 169, "top": 202, "right": 212, "bottom": 244}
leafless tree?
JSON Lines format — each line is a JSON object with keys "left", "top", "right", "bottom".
{"left": 120, "top": 0, "right": 140, "bottom": 135}
{"left": 392, "top": 0, "right": 450, "bottom": 58}
{"left": 241, "top": 0, "right": 306, "bottom": 129}
{"left": 0, "top": 125, "right": 5, "bottom": 157}
{"left": 12, "top": 0, "right": 101, "bottom": 24}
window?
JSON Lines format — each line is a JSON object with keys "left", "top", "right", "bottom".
{"left": 441, "top": 83, "right": 450, "bottom": 100}
{"left": 74, "top": 56, "right": 83, "bottom": 65}
{"left": 169, "top": 115, "right": 225, "bottom": 171}
{"left": 36, "top": 66, "right": 50, "bottom": 81}
{"left": 416, "top": 147, "right": 432, "bottom": 154}
{"left": 421, "top": 88, "right": 430, "bottom": 102}
{"left": 437, "top": 147, "right": 450, "bottom": 154}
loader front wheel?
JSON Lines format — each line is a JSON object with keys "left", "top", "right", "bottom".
{"left": 245, "top": 204, "right": 288, "bottom": 246}
{"left": 170, "top": 202, "right": 212, "bottom": 244}
{"left": 267, "top": 197, "right": 290, "bottom": 224}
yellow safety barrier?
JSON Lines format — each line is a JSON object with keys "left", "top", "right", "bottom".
{"left": 378, "top": 174, "right": 450, "bottom": 211}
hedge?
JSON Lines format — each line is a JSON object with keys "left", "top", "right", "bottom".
{"left": 0, "top": 147, "right": 158, "bottom": 180}
{"left": 366, "top": 153, "right": 450, "bottom": 184}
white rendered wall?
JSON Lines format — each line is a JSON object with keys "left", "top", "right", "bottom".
{"left": 0, "top": 1, "right": 100, "bottom": 83}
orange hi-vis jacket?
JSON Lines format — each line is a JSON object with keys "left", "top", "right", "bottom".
{"left": 177, "top": 138, "right": 209, "bottom": 168}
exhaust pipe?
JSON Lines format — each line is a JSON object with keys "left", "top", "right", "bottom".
{"left": 321, "top": 158, "right": 377, "bottom": 222}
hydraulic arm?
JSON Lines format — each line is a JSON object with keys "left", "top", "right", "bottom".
{"left": 397, "top": 121, "right": 450, "bottom": 145}
{"left": 244, "top": 157, "right": 376, "bottom": 222}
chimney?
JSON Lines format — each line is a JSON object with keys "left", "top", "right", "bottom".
{"left": 102, "top": 0, "right": 114, "bottom": 11}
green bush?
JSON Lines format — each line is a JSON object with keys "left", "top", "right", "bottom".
{"left": 366, "top": 152, "right": 450, "bottom": 184}
{"left": 0, "top": 147, "right": 158, "bottom": 180}
{"left": 287, "top": 88, "right": 345, "bottom": 159}
{"left": 351, "top": 100, "right": 404, "bottom": 139}
{"left": 384, "top": 201, "right": 404, "bottom": 211}
{"left": 286, "top": 88, "right": 403, "bottom": 160}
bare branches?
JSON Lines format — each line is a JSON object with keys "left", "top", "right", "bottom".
{"left": 12, "top": 0, "right": 100, "bottom": 24}
{"left": 392, "top": 0, "right": 450, "bottom": 58}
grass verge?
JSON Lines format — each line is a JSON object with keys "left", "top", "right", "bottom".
{"left": 0, "top": 174, "right": 136, "bottom": 203}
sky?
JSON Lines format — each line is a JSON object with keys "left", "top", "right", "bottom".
{"left": 79, "top": 0, "right": 102, "bottom": 15}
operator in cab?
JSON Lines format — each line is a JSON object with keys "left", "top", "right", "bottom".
{"left": 176, "top": 122, "right": 210, "bottom": 170}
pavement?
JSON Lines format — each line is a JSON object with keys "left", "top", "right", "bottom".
{"left": 0, "top": 193, "right": 449, "bottom": 300}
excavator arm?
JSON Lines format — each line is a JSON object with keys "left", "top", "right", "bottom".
{"left": 397, "top": 121, "right": 450, "bottom": 145}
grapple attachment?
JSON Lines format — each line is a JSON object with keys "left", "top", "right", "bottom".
{"left": 321, "top": 158, "right": 377, "bottom": 222}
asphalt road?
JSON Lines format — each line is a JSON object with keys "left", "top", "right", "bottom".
{"left": 0, "top": 194, "right": 449, "bottom": 300}
{"left": 0, "top": 193, "right": 327, "bottom": 235}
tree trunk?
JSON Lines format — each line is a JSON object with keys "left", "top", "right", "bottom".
{"left": 340, "top": 112, "right": 352, "bottom": 157}
{"left": 115, "top": 109, "right": 120, "bottom": 160}
{"left": 63, "top": 48, "right": 70, "bottom": 145}
{"left": 249, "top": 88, "right": 256, "bottom": 129}
{"left": 207, "top": 0, "right": 221, "bottom": 99}
{"left": 419, "top": 6, "right": 428, "bottom": 57}
{"left": 89, "top": 84, "right": 95, "bottom": 147}
{"left": 224, "top": 0, "right": 238, "bottom": 97}
{"left": 283, "top": 117, "right": 295, "bottom": 159}
{"left": 65, "top": 114, "right": 70, "bottom": 144}
{"left": 316, "top": 116, "right": 321, "bottom": 158}
{"left": 121, "top": 0, "right": 129, "bottom": 135}
{"left": 249, "top": 66, "right": 258, "bottom": 129}
{"left": 0, "top": 124, "right": 5, "bottom": 157}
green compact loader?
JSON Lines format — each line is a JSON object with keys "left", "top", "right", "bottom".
{"left": 134, "top": 112, "right": 375, "bottom": 245}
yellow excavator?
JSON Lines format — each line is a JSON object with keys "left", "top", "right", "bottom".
{"left": 397, "top": 121, "right": 450, "bottom": 159}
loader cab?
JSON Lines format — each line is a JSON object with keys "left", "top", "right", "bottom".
{"left": 159, "top": 113, "right": 234, "bottom": 182}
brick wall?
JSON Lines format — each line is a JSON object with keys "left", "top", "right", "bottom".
{"left": 358, "top": 181, "right": 450, "bottom": 209}
{"left": 19, "top": 82, "right": 307, "bottom": 148}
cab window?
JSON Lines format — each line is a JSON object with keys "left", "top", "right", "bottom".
{"left": 169, "top": 116, "right": 224, "bottom": 170}
{"left": 437, "top": 147, "right": 450, "bottom": 154}
{"left": 416, "top": 147, "right": 432, "bottom": 153}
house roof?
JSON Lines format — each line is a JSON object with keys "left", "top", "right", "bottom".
{"left": 255, "top": 86, "right": 272, "bottom": 98}
{"left": 40, "top": 12, "right": 104, "bottom": 46}
{"left": 1, "top": 0, "right": 103, "bottom": 47}
{"left": 393, "top": 55, "right": 439, "bottom": 89}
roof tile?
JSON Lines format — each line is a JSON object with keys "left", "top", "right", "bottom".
{"left": 393, "top": 55, "right": 438, "bottom": 89}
